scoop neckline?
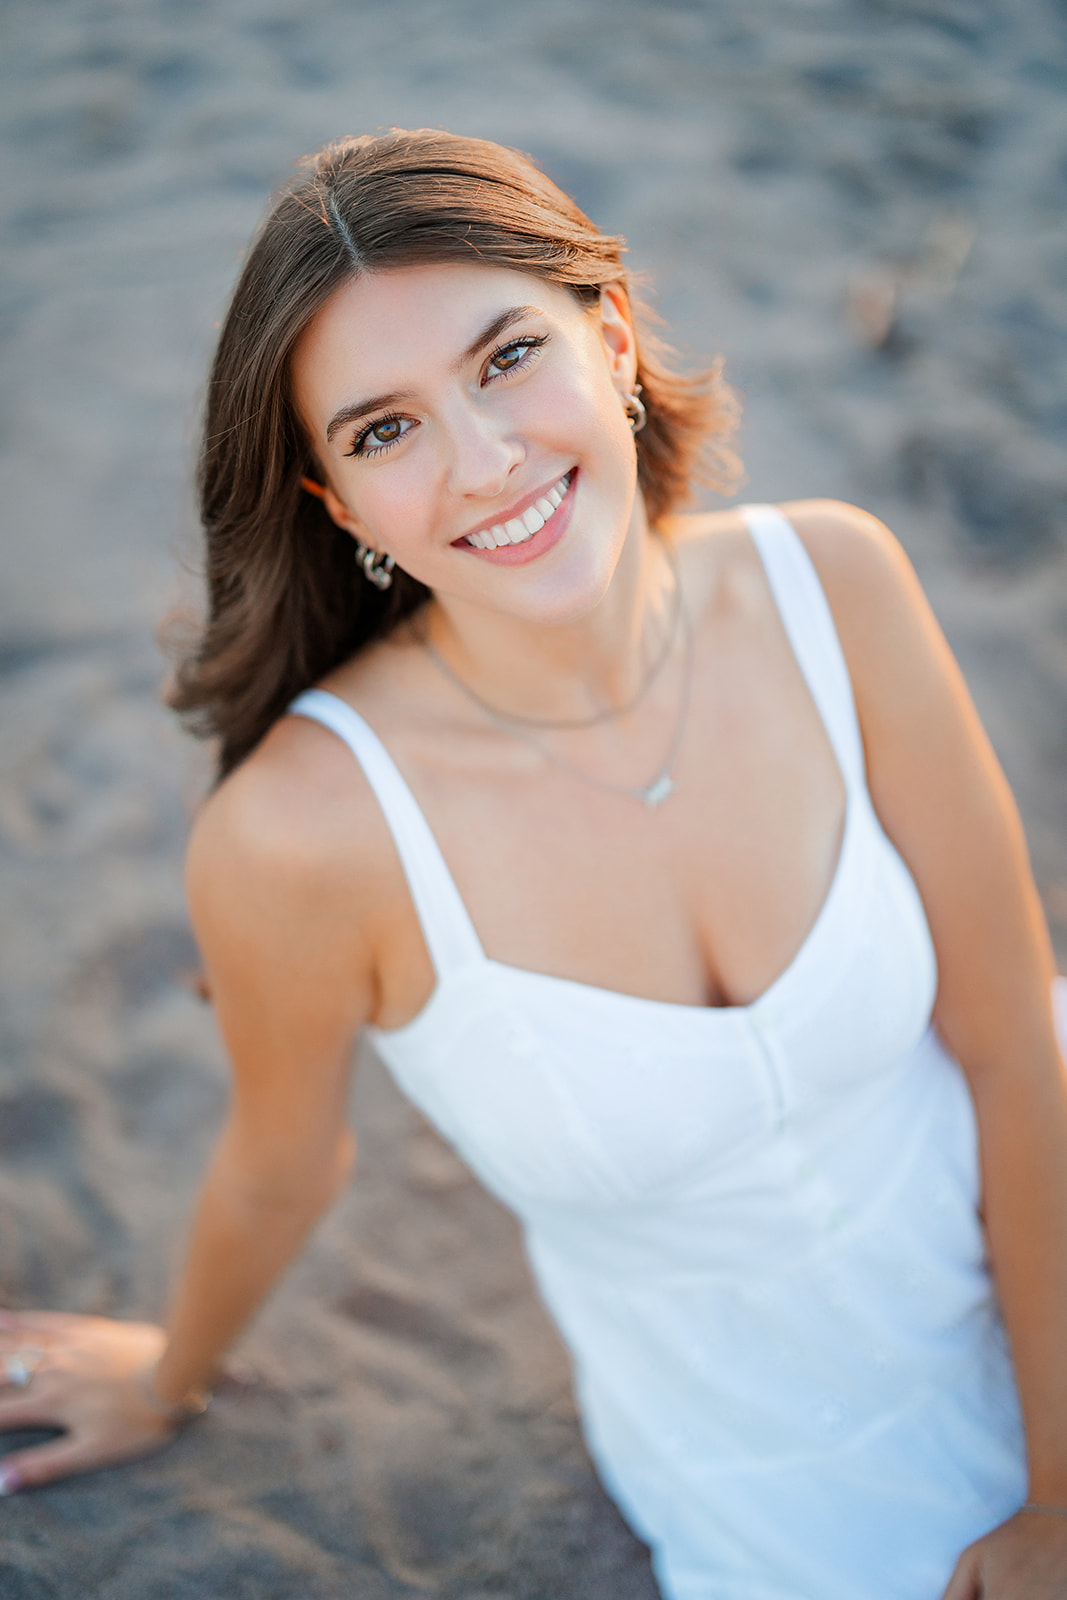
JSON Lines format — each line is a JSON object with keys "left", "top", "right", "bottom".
{"left": 369, "top": 781, "right": 857, "bottom": 1045}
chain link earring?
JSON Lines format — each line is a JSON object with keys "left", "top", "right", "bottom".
{"left": 298, "top": 480, "right": 396, "bottom": 591}
{"left": 356, "top": 541, "right": 395, "bottom": 591}
{"left": 624, "top": 383, "right": 647, "bottom": 434}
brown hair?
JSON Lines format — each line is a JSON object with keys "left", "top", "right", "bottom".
{"left": 168, "top": 128, "right": 742, "bottom": 778}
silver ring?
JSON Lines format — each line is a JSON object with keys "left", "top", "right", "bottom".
{"left": 3, "top": 1346, "right": 43, "bottom": 1388}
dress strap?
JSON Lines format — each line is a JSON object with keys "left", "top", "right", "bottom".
{"left": 740, "top": 504, "right": 867, "bottom": 792}
{"left": 288, "top": 688, "right": 485, "bottom": 978}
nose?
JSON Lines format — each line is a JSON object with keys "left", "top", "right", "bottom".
{"left": 442, "top": 394, "right": 525, "bottom": 500}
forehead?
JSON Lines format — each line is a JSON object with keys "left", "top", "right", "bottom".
{"left": 291, "top": 262, "right": 585, "bottom": 417}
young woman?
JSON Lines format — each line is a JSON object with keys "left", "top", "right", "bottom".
{"left": 1, "top": 128, "right": 1066, "bottom": 1600}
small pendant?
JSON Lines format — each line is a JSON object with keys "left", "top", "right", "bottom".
{"left": 641, "top": 771, "right": 676, "bottom": 809}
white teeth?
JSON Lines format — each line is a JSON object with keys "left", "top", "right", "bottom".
{"left": 465, "top": 472, "right": 572, "bottom": 550}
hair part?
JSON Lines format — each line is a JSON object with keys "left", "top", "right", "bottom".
{"left": 168, "top": 128, "right": 742, "bottom": 779}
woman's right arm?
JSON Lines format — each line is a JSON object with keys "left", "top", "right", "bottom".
{"left": 0, "top": 718, "right": 380, "bottom": 1487}
{"left": 152, "top": 732, "right": 378, "bottom": 1408}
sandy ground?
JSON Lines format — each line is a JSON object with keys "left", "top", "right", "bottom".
{"left": 0, "top": 1, "right": 1065, "bottom": 1595}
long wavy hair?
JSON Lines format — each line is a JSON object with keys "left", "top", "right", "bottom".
{"left": 168, "top": 128, "right": 742, "bottom": 778}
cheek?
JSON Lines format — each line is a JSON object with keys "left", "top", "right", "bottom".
{"left": 352, "top": 459, "right": 439, "bottom": 548}
{"left": 549, "top": 369, "right": 637, "bottom": 504}
{"left": 517, "top": 360, "right": 633, "bottom": 467}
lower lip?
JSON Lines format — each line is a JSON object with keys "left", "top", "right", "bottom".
{"left": 454, "top": 472, "right": 577, "bottom": 566}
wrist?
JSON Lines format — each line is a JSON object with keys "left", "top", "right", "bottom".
{"left": 138, "top": 1358, "right": 212, "bottom": 1423}
{"left": 1027, "top": 1463, "right": 1067, "bottom": 1506}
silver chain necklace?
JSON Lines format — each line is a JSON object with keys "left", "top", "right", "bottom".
{"left": 422, "top": 574, "right": 695, "bottom": 810}
{"left": 424, "top": 544, "right": 683, "bottom": 731}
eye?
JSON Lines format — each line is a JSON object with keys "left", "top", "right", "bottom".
{"left": 484, "top": 335, "right": 548, "bottom": 382}
{"left": 346, "top": 413, "right": 414, "bottom": 458}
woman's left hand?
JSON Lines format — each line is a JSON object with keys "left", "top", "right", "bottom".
{"left": 942, "top": 1511, "right": 1067, "bottom": 1598}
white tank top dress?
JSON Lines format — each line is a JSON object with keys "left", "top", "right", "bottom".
{"left": 290, "top": 505, "right": 1062, "bottom": 1600}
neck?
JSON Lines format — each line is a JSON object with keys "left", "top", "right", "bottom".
{"left": 423, "top": 507, "right": 678, "bottom": 724}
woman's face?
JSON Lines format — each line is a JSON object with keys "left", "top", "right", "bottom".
{"left": 291, "top": 262, "right": 642, "bottom": 627}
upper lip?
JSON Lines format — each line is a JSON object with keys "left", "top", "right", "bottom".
{"left": 453, "top": 469, "right": 573, "bottom": 546}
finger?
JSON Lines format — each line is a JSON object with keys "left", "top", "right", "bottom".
{"left": 0, "top": 1434, "right": 101, "bottom": 1492}
{"left": 0, "top": 1391, "right": 60, "bottom": 1431}
{"left": 940, "top": 1548, "right": 981, "bottom": 1600}
{"left": 0, "top": 1341, "right": 47, "bottom": 1374}
{"left": 0, "top": 1311, "right": 76, "bottom": 1334}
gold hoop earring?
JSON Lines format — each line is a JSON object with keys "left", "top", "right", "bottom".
{"left": 624, "top": 384, "right": 647, "bottom": 434}
{"left": 356, "top": 542, "right": 395, "bottom": 591}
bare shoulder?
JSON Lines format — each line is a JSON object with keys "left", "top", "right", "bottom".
{"left": 186, "top": 707, "right": 397, "bottom": 961}
{"left": 777, "top": 497, "right": 917, "bottom": 604}
{"left": 668, "top": 497, "right": 946, "bottom": 726}
{"left": 664, "top": 498, "right": 916, "bottom": 625}
{"left": 668, "top": 496, "right": 911, "bottom": 588}
{"left": 775, "top": 498, "right": 945, "bottom": 710}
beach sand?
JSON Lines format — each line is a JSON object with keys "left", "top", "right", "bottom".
{"left": 0, "top": 2, "right": 1065, "bottom": 1594}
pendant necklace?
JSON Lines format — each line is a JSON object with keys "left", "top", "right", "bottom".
{"left": 422, "top": 554, "right": 694, "bottom": 810}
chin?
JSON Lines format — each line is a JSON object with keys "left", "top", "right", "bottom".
{"left": 502, "top": 537, "right": 624, "bottom": 629}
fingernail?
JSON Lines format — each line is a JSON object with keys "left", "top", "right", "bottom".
{"left": 0, "top": 1465, "right": 24, "bottom": 1495}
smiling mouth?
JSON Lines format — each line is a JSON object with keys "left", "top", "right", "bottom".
{"left": 458, "top": 471, "right": 574, "bottom": 550}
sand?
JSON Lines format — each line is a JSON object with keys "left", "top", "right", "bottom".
{"left": 0, "top": 1, "right": 1065, "bottom": 1594}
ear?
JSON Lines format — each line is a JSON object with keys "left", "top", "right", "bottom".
{"left": 597, "top": 285, "right": 638, "bottom": 390}
{"left": 321, "top": 483, "right": 370, "bottom": 542}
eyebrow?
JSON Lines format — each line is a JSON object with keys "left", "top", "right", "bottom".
{"left": 323, "top": 304, "right": 543, "bottom": 446}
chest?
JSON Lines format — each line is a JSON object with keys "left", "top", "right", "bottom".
{"left": 373, "top": 627, "right": 849, "bottom": 1023}
{"left": 373, "top": 784, "right": 941, "bottom": 1215}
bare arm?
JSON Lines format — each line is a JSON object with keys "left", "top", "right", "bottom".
{"left": 790, "top": 500, "right": 1067, "bottom": 1594}
{"left": 0, "top": 715, "right": 383, "bottom": 1485}
{"left": 151, "top": 736, "right": 377, "bottom": 1403}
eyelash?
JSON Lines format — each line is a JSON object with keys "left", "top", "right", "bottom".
{"left": 344, "top": 334, "right": 549, "bottom": 459}
{"left": 484, "top": 333, "right": 548, "bottom": 381}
